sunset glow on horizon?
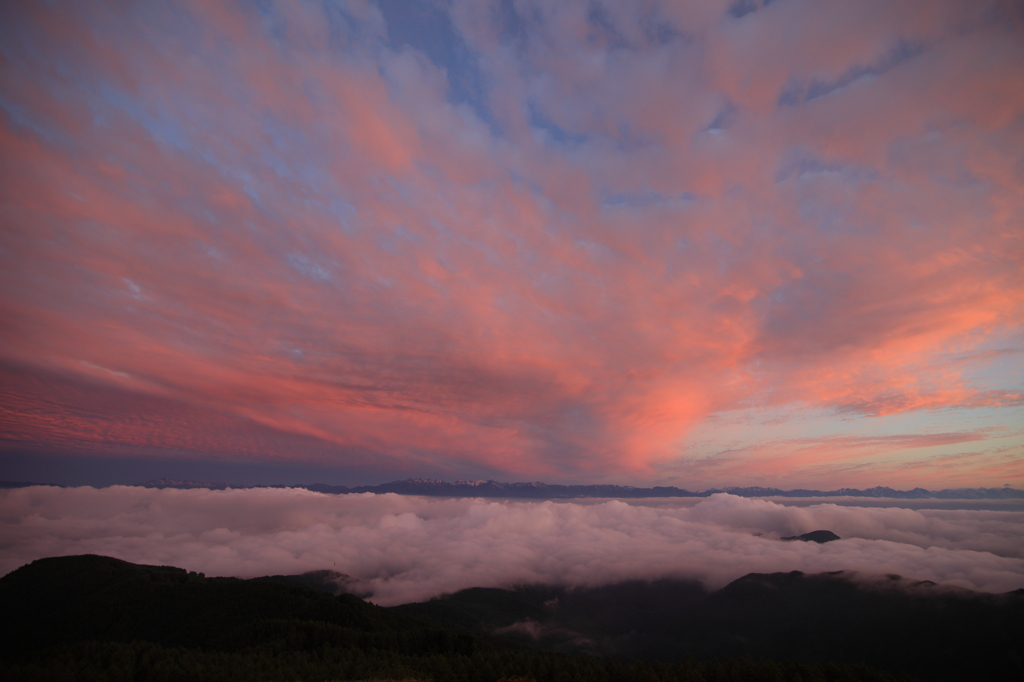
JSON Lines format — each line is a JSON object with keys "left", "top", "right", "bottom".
{"left": 2, "top": 0, "right": 1023, "bottom": 489}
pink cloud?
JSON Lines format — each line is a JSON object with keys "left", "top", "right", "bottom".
{"left": 1, "top": 0, "right": 1021, "bottom": 486}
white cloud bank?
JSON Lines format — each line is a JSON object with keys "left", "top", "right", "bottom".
{"left": 1, "top": 486, "right": 1021, "bottom": 606}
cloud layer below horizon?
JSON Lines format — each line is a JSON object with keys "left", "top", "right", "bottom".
{"left": 1, "top": 0, "right": 1023, "bottom": 488}
{"left": 3, "top": 486, "right": 1022, "bottom": 606}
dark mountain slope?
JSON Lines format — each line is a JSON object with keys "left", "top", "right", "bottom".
{"left": 397, "top": 571, "right": 1024, "bottom": 682}
{"left": 0, "top": 554, "right": 405, "bottom": 652}
{"left": 781, "top": 530, "right": 840, "bottom": 543}
{"left": 251, "top": 568, "right": 371, "bottom": 598}
{"left": 703, "top": 571, "right": 1023, "bottom": 678}
{"left": 0, "top": 555, "right": 908, "bottom": 682}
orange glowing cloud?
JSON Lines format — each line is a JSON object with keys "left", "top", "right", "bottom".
{"left": 0, "top": 0, "right": 1021, "bottom": 487}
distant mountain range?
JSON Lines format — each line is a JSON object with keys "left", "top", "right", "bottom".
{"left": 297, "top": 478, "right": 1024, "bottom": 499}
{"left": 3, "top": 477, "right": 1023, "bottom": 499}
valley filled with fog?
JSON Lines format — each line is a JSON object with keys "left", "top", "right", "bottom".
{"left": 2, "top": 486, "right": 1021, "bottom": 605}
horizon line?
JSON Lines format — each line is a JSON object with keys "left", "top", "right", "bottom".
{"left": 3, "top": 478, "right": 1022, "bottom": 499}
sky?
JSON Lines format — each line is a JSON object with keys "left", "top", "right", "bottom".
{"left": 1, "top": 0, "right": 1023, "bottom": 489}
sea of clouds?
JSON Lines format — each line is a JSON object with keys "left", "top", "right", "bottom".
{"left": 1, "top": 486, "right": 1022, "bottom": 606}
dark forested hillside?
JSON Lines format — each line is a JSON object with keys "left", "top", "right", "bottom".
{"left": 0, "top": 555, "right": 981, "bottom": 682}
{"left": 395, "top": 571, "right": 1024, "bottom": 682}
{"left": 0, "top": 555, "right": 402, "bottom": 651}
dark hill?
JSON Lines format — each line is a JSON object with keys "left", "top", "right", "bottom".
{"left": 0, "top": 554, "right": 404, "bottom": 651}
{"left": 251, "top": 568, "right": 371, "bottom": 597}
{"left": 781, "top": 529, "right": 841, "bottom": 543}
{"left": 396, "top": 571, "right": 1024, "bottom": 682}
{"left": 703, "top": 571, "right": 1023, "bottom": 677}
{"left": 0, "top": 555, "right": 908, "bottom": 682}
